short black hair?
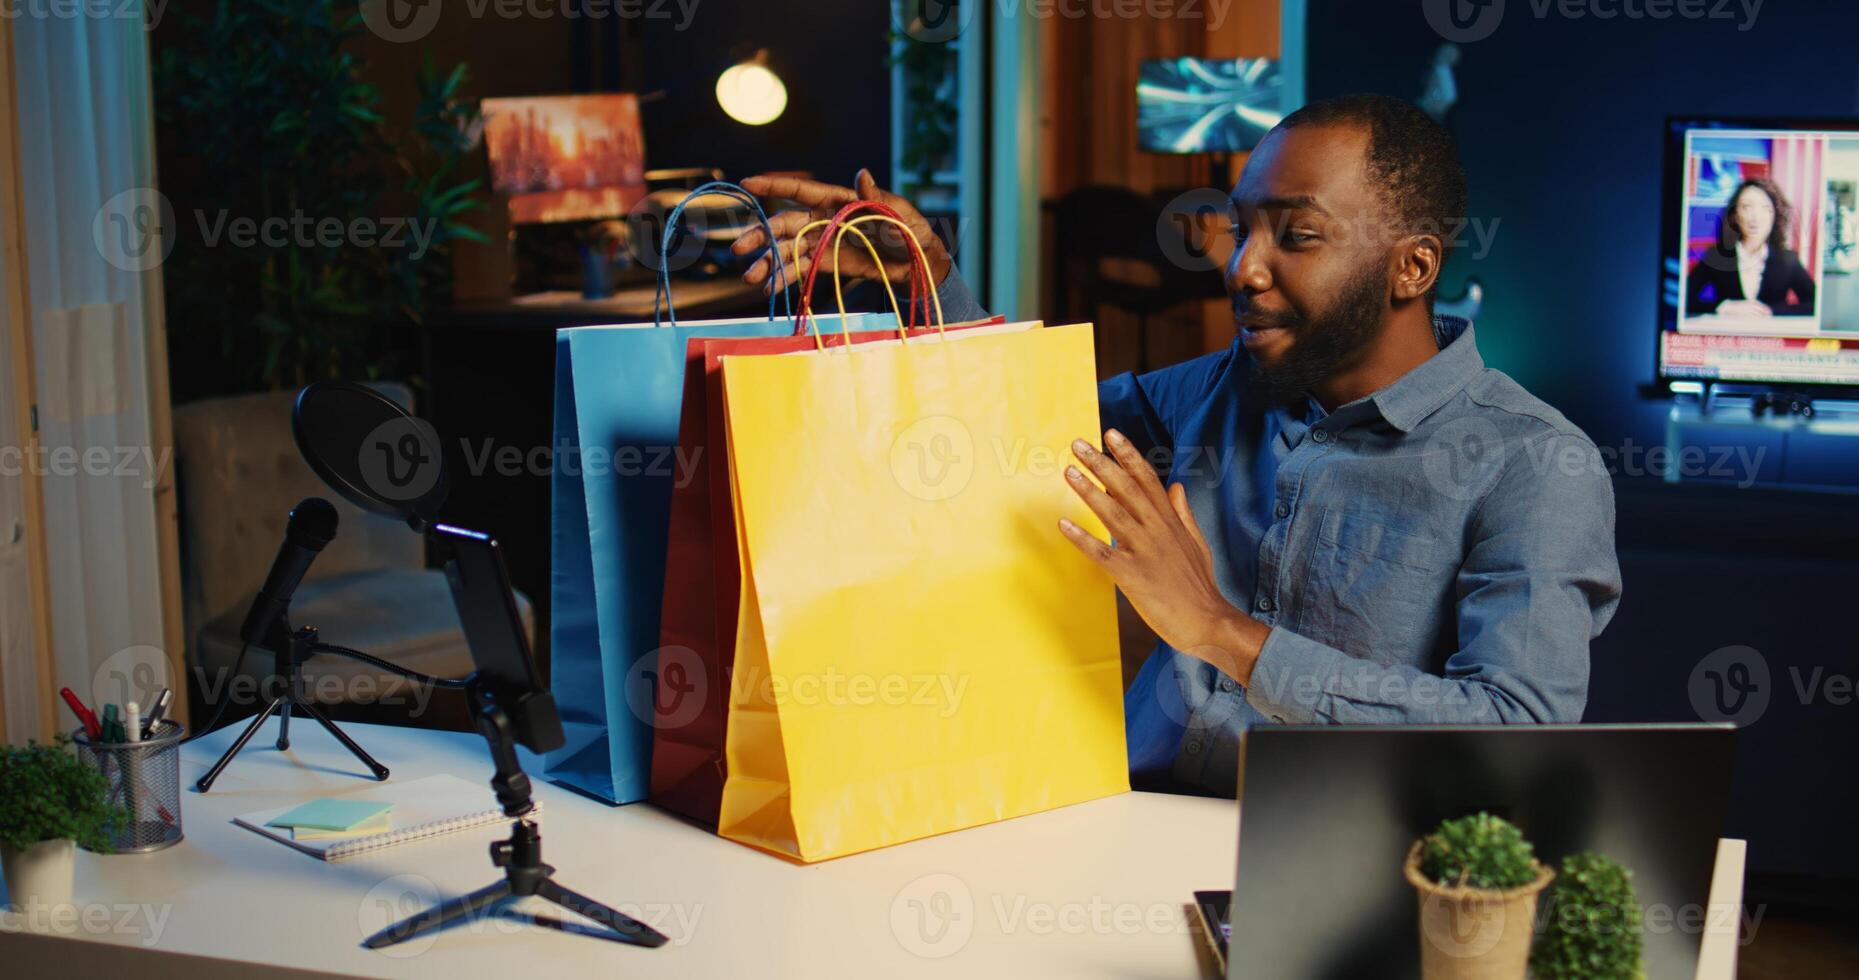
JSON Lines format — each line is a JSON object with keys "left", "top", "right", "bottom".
{"left": 1275, "top": 94, "right": 1468, "bottom": 302}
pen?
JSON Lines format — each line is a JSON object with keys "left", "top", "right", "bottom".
{"left": 143, "top": 688, "right": 172, "bottom": 738}
{"left": 60, "top": 687, "right": 101, "bottom": 738}
{"left": 102, "top": 703, "right": 120, "bottom": 743}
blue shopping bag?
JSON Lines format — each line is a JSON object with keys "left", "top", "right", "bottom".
{"left": 543, "top": 184, "right": 898, "bottom": 802}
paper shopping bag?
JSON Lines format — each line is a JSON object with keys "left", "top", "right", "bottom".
{"left": 542, "top": 182, "right": 900, "bottom": 804}
{"left": 715, "top": 321, "right": 1129, "bottom": 861}
{"left": 651, "top": 315, "right": 1005, "bottom": 825}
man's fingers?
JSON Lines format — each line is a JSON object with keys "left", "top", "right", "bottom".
{"left": 1065, "top": 465, "right": 1140, "bottom": 548}
{"left": 1104, "top": 429, "right": 1172, "bottom": 515}
{"left": 729, "top": 224, "right": 767, "bottom": 256}
{"left": 1170, "top": 482, "right": 1214, "bottom": 566}
{"left": 742, "top": 175, "right": 859, "bottom": 210}
{"left": 1071, "top": 437, "right": 1151, "bottom": 521}
{"left": 732, "top": 209, "right": 817, "bottom": 258}
{"left": 1058, "top": 517, "right": 1119, "bottom": 569}
{"left": 856, "top": 168, "right": 920, "bottom": 222}
{"left": 758, "top": 252, "right": 817, "bottom": 296}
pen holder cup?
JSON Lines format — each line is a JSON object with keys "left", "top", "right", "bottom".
{"left": 72, "top": 722, "right": 186, "bottom": 853}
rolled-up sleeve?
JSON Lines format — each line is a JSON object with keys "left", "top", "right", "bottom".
{"left": 933, "top": 266, "right": 991, "bottom": 324}
{"left": 1244, "top": 431, "right": 1622, "bottom": 724}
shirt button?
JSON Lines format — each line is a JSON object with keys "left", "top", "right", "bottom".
{"left": 1185, "top": 737, "right": 1204, "bottom": 755}
{"left": 1218, "top": 678, "right": 1238, "bottom": 693}
{"left": 1256, "top": 596, "right": 1274, "bottom": 613}
{"left": 1274, "top": 502, "right": 1290, "bottom": 519}
{"left": 1311, "top": 428, "right": 1330, "bottom": 443}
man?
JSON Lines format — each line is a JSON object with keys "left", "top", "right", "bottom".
{"left": 729, "top": 94, "right": 1621, "bottom": 797}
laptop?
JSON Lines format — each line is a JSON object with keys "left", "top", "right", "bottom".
{"left": 1215, "top": 724, "right": 1736, "bottom": 980}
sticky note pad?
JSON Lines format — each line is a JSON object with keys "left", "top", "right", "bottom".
{"left": 292, "top": 811, "right": 393, "bottom": 841}
{"left": 266, "top": 798, "right": 394, "bottom": 832}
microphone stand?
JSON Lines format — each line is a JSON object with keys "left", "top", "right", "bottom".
{"left": 362, "top": 678, "right": 667, "bottom": 951}
{"left": 194, "top": 616, "right": 391, "bottom": 793}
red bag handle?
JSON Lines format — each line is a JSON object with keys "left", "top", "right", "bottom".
{"left": 792, "top": 200, "right": 932, "bottom": 336}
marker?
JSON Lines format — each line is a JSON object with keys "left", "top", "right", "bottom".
{"left": 124, "top": 702, "right": 142, "bottom": 744}
{"left": 102, "top": 703, "right": 121, "bottom": 743}
{"left": 60, "top": 688, "right": 101, "bottom": 738}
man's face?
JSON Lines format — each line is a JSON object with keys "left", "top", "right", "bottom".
{"left": 1227, "top": 123, "right": 1395, "bottom": 397}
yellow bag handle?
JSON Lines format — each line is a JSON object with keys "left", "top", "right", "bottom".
{"left": 788, "top": 215, "right": 945, "bottom": 351}
{"left": 791, "top": 219, "right": 909, "bottom": 349}
{"left": 833, "top": 215, "right": 945, "bottom": 336}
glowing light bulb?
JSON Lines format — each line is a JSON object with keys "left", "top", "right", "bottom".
{"left": 716, "top": 62, "right": 787, "bottom": 126}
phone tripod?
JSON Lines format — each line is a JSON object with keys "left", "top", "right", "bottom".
{"left": 362, "top": 681, "right": 667, "bottom": 951}
{"left": 195, "top": 622, "right": 390, "bottom": 793}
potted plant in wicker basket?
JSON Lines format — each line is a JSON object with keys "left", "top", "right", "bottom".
{"left": 0, "top": 735, "right": 125, "bottom": 911}
{"left": 1405, "top": 812, "right": 1555, "bottom": 980}
{"left": 1531, "top": 851, "right": 1645, "bottom": 980}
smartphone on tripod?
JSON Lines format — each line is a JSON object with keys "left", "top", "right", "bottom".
{"left": 434, "top": 524, "right": 562, "bottom": 754}
{"left": 366, "top": 524, "right": 665, "bottom": 951}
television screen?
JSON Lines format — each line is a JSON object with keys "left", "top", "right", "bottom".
{"left": 482, "top": 94, "right": 647, "bottom": 225}
{"left": 1659, "top": 118, "right": 1859, "bottom": 387}
{"left": 1137, "top": 58, "right": 1283, "bottom": 154}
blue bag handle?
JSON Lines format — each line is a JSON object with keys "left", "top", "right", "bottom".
{"left": 653, "top": 181, "right": 793, "bottom": 327}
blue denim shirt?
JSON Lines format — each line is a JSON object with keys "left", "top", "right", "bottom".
{"left": 936, "top": 271, "right": 1622, "bottom": 796}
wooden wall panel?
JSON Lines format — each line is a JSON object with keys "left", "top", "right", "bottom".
{"left": 1037, "top": 1, "right": 1279, "bottom": 377}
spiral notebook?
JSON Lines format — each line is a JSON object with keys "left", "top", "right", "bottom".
{"left": 232, "top": 773, "right": 538, "bottom": 862}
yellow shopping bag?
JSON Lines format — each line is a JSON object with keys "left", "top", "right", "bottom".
{"left": 714, "top": 206, "right": 1127, "bottom": 862}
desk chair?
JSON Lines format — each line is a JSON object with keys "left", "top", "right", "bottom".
{"left": 1054, "top": 185, "right": 1228, "bottom": 374}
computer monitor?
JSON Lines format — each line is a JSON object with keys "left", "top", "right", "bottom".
{"left": 1137, "top": 57, "right": 1283, "bottom": 154}
{"left": 482, "top": 93, "right": 648, "bottom": 225}
{"left": 1658, "top": 116, "right": 1859, "bottom": 389}
{"left": 1226, "top": 725, "right": 1735, "bottom": 980}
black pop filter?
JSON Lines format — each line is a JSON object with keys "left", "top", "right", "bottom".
{"left": 293, "top": 381, "right": 449, "bottom": 531}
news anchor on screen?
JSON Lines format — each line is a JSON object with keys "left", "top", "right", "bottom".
{"left": 1686, "top": 177, "right": 1817, "bottom": 317}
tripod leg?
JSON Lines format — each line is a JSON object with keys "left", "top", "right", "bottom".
{"left": 363, "top": 880, "right": 511, "bottom": 950}
{"left": 275, "top": 699, "right": 292, "bottom": 751}
{"left": 194, "top": 697, "right": 283, "bottom": 793}
{"left": 295, "top": 699, "right": 390, "bottom": 780}
{"left": 534, "top": 878, "right": 669, "bottom": 948}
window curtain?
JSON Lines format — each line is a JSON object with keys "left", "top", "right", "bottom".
{"left": 7, "top": 2, "right": 172, "bottom": 742}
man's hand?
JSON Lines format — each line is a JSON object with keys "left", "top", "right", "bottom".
{"left": 729, "top": 169, "right": 952, "bottom": 297}
{"left": 1059, "top": 429, "right": 1271, "bottom": 685}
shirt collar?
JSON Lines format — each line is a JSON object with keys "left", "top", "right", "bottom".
{"left": 1363, "top": 315, "right": 1484, "bottom": 433}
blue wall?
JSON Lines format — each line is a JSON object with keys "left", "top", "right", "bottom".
{"left": 1309, "top": 3, "right": 1859, "bottom": 888}
{"left": 1309, "top": 1, "right": 1859, "bottom": 452}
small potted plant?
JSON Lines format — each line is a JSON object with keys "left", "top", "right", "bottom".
{"left": 1404, "top": 812, "right": 1555, "bottom": 980}
{"left": 0, "top": 735, "right": 125, "bottom": 910}
{"left": 1531, "top": 851, "right": 1645, "bottom": 980}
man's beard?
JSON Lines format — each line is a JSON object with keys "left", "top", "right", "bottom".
{"left": 1247, "top": 262, "right": 1386, "bottom": 404}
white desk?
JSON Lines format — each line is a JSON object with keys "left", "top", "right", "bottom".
{"left": 1, "top": 721, "right": 1744, "bottom": 979}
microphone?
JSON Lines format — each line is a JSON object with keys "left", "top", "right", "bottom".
{"left": 240, "top": 497, "right": 339, "bottom": 646}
